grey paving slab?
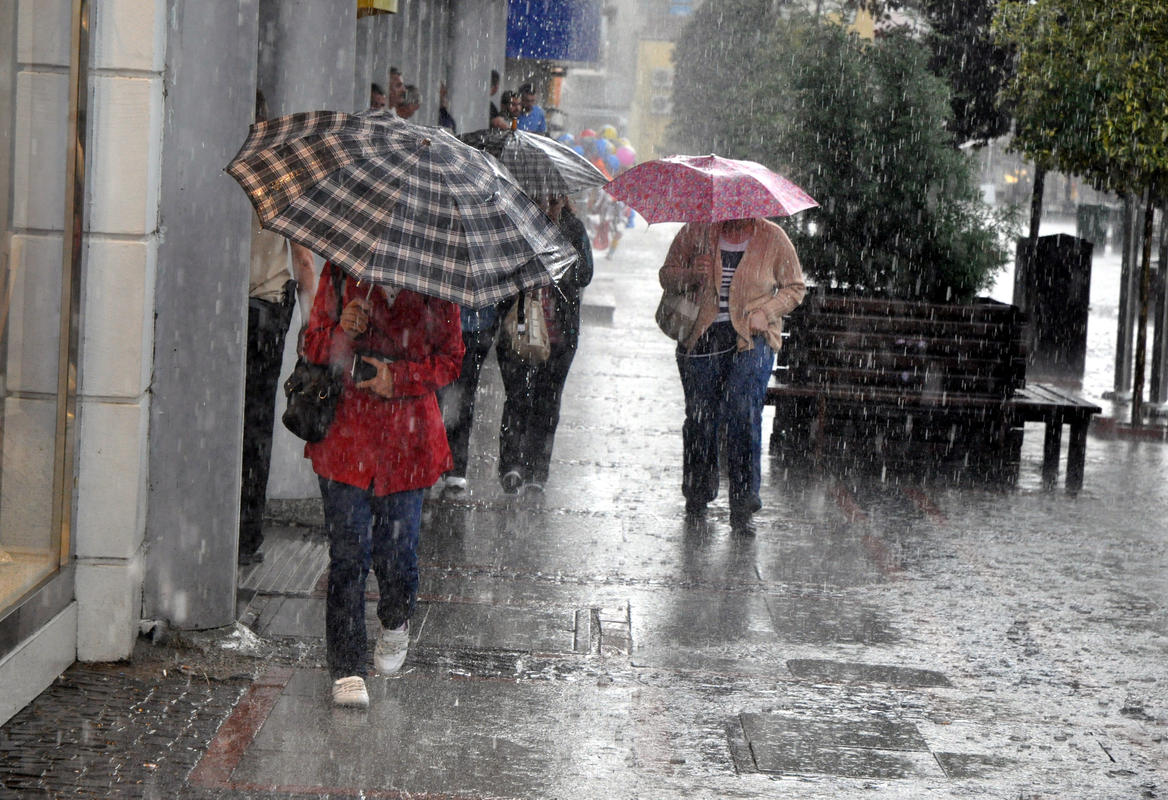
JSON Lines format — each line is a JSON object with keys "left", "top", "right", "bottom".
{"left": 259, "top": 596, "right": 325, "bottom": 638}
{"left": 747, "top": 740, "right": 942, "bottom": 779}
{"left": 739, "top": 712, "right": 931, "bottom": 753}
{"left": 414, "top": 601, "right": 585, "bottom": 654}
{"left": 786, "top": 658, "right": 952, "bottom": 688}
{"left": 934, "top": 751, "right": 1015, "bottom": 779}
{"left": 260, "top": 596, "right": 588, "bottom": 657}
{"left": 233, "top": 670, "right": 644, "bottom": 798}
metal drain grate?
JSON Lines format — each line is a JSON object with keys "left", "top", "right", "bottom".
{"left": 238, "top": 527, "right": 328, "bottom": 595}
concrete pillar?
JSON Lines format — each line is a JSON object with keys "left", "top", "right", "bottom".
{"left": 448, "top": 0, "right": 508, "bottom": 135}
{"left": 258, "top": 0, "right": 358, "bottom": 114}
{"left": 144, "top": 0, "right": 260, "bottom": 629}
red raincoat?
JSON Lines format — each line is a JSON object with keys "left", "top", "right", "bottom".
{"left": 302, "top": 263, "right": 464, "bottom": 495}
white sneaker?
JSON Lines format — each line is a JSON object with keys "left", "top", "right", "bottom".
{"left": 442, "top": 476, "right": 467, "bottom": 498}
{"left": 374, "top": 622, "right": 409, "bottom": 674}
{"left": 331, "top": 675, "right": 369, "bottom": 708}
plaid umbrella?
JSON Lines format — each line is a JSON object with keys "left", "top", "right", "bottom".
{"left": 603, "top": 153, "right": 818, "bottom": 223}
{"left": 459, "top": 128, "right": 608, "bottom": 200}
{"left": 225, "top": 110, "right": 576, "bottom": 308}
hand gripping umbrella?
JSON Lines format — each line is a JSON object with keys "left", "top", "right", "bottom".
{"left": 458, "top": 128, "right": 608, "bottom": 200}
{"left": 226, "top": 109, "right": 576, "bottom": 308}
{"left": 603, "top": 153, "right": 818, "bottom": 223}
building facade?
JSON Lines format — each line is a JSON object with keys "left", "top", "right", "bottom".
{"left": 0, "top": 0, "right": 509, "bottom": 726}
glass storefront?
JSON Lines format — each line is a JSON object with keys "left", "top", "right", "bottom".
{"left": 0, "top": 0, "right": 84, "bottom": 621}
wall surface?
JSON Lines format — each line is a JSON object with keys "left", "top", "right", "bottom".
{"left": 143, "top": 0, "right": 259, "bottom": 629}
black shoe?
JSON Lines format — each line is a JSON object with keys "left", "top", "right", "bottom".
{"left": 748, "top": 495, "right": 763, "bottom": 514}
{"left": 730, "top": 518, "right": 756, "bottom": 536}
{"left": 729, "top": 509, "right": 755, "bottom": 536}
{"left": 684, "top": 500, "right": 707, "bottom": 518}
{"left": 500, "top": 470, "right": 523, "bottom": 494}
{"left": 238, "top": 550, "right": 264, "bottom": 566}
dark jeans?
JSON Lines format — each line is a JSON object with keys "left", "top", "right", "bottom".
{"left": 676, "top": 326, "right": 774, "bottom": 513}
{"left": 239, "top": 286, "right": 295, "bottom": 556}
{"left": 319, "top": 477, "right": 424, "bottom": 679}
{"left": 440, "top": 325, "right": 498, "bottom": 478}
{"left": 497, "top": 339, "right": 577, "bottom": 484}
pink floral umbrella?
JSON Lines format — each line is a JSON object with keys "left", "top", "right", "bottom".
{"left": 604, "top": 153, "right": 818, "bottom": 223}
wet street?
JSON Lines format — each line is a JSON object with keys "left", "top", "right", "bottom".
{"left": 3, "top": 221, "right": 1167, "bottom": 799}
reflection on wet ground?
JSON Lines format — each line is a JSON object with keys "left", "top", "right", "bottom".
{"left": 3, "top": 222, "right": 1166, "bottom": 799}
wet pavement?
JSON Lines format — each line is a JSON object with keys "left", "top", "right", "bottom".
{"left": 2, "top": 219, "right": 1166, "bottom": 799}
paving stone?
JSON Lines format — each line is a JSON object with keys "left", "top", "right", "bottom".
{"left": 739, "top": 712, "right": 930, "bottom": 752}
{"left": 748, "top": 740, "right": 940, "bottom": 779}
{"left": 786, "top": 658, "right": 952, "bottom": 688}
{"left": 934, "top": 751, "right": 1015, "bottom": 779}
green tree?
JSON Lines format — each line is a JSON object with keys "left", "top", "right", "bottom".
{"left": 671, "top": 13, "right": 1013, "bottom": 301}
{"left": 919, "top": 0, "right": 1014, "bottom": 146}
{"left": 995, "top": 0, "right": 1168, "bottom": 423}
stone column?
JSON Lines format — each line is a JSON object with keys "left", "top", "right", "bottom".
{"left": 259, "top": 0, "right": 358, "bottom": 114}
{"left": 448, "top": 0, "right": 508, "bottom": 135}
{"left": 143, "top": 0, "right": 260, "bottom": 629}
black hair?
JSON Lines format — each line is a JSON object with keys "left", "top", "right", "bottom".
{"left": 371, "top": 82, "right": 385, "bottom": 95}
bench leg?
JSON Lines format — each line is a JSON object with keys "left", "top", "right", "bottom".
{"left": 1066, "top": 418, "right": 1089, "bottom": 495}
{"left": 1042, "top": 416, "right": 1062, "bottom": 489}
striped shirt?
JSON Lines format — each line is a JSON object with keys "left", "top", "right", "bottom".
{"left": 715, "top": 236, "right": 750, "bottom": 322}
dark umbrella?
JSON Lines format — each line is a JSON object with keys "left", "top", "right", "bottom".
{"left": 225, "top": 110, "right": 576, "bottom": 308}
{"left": 459, "top": 128, "right": 608, "bottom": 200}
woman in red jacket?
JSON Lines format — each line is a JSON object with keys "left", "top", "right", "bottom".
{"left": 302, "top": 262, "right": 464, "bottom": 707}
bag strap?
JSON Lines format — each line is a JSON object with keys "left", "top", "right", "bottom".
{"left": 332, "top": 264, "right": 345, "bottom": 321}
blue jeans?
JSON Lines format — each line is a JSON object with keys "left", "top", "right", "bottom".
{"left": 676, "top": 328, "right": 774, "bottom": 514}
{"left": 318, "top": 477, "right": 423, "bottom": 679}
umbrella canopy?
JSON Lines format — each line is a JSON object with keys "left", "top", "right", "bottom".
{"left": 458, "top": 128, "right": 608, "bottom": 200}
{"left": 226, "top": 110, "right": 576, "bottom": 308}
{"left": 603, "top": 153, "right": 818, "bottom": 224}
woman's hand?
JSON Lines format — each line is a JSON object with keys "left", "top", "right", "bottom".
{"left": 747, "top": 309, "right": 769, "bottom": 334}
{"left": 339, "top": 298, "right": 371, "bottom": 337}
{"left": 355, "top": 356, "right": 395, "bottom": 398}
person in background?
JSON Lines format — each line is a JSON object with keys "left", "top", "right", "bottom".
{"left": 659, "top": 217, "right": 805, "bottom": 535}
{"left": 437, "top": 300, "right": 500, "bottom": 499}
{"left": 495, "top": 195, "right": 592, "bottom": 495}
{"left": 369, "top": 83, "right": 387, "bottom": 110}
{"left": 239, "top": 90, "right": 317, "bottom": 567}
{"left": 438, "top": 82, "right": 457, "bottom": 134}
{"left": 516, "top": 83, "right": 547, "bottom": 134}
{"left": 396, "top": 84, "right": 421, "bottom": 120}
{"left": 492, "top": 90, "right": 520, "bottom": 130}
{"left": 488, "top": 69, "right": 500, "bottom": 127}
{"left": 302, "top": 262, "right": 464, "bottom": 707}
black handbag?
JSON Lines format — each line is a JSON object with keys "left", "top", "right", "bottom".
{"left": 281, "top": 267, "right": 345, "bottom": 443}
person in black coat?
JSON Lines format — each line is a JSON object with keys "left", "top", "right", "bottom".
{"left": 496, "top": 196, "right": 593, "bottom": 494}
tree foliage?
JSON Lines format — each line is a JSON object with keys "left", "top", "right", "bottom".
{"left": 918, "top": 0, "right": 1014, "bottom": 145}
{"left": 994, "top": 0, "right": 1168, "bottom": 196}
{"left": 669, "top": 9, "right": 1013, "bottom": 301}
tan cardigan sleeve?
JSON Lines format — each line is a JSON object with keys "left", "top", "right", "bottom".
{"left": 756, "top": 224, "right": 805, "bottom": 324}
{"left": 659, "top": 224, "right": 707, "bottom": 292}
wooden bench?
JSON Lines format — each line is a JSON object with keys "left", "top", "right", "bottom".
{"left": 766, "top": 292, "right": 1100, "bottom": 491}
{"left": 1006, "top": 383, "right": 1101, "bottom": 493}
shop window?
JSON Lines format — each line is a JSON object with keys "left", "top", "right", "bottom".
{"left": 0, "top": 0, "right": 82, "bottom": 618}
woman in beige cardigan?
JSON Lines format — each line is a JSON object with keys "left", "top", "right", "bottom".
{"left": 659, "top": 217, "right": 805, "bottom": 533}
